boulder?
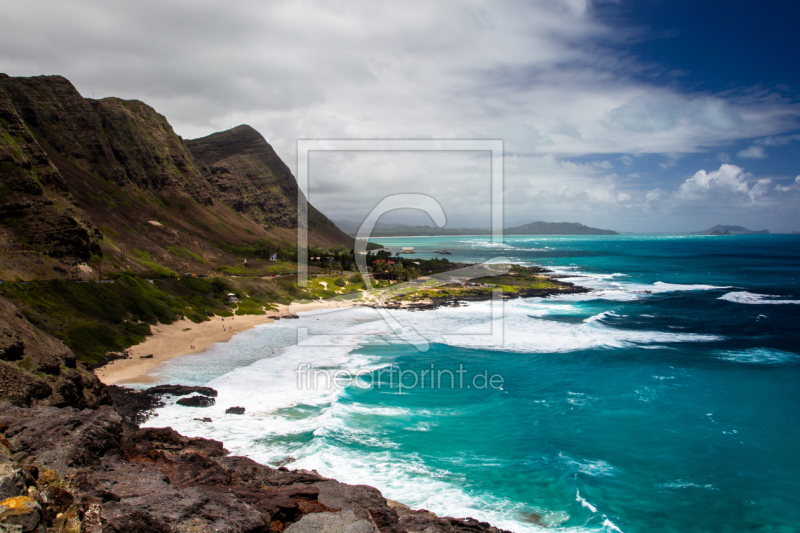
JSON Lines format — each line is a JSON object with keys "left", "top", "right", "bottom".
{"left": 147, "top": 384, "right": 217, "bottom": 397}
{"left": 176, "top": 396, "right": 215, "bottom": 408}
{"left": 285, "top": 510, "right": 379, "bottom": 533}
{"left": 0, "top": 496, "right": 43, "bottom": 533}
{"left": 0, "top": 464, "right": 34, "bottom": 500}
{"left": 225, "top": 406, "right": 245, "bottom": 414}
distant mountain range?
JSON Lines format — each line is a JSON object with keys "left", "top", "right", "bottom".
{"left": 693, "top": 225, "right": 769, "bottom": 235}
{"left": 334, "top": 220, "right": 619, "bottom": 237}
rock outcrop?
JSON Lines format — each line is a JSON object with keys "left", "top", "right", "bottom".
{"left": 0, "top": 404, "right": 512, "bottom": 533}
{"left": 185, "top": 125, "right": 342, "bottom": 236}
{"left": 0, "top": 296, "right": 108, "bottom": 409}
{"left": 0, "top": 78, "right": 102, "bottom": 260}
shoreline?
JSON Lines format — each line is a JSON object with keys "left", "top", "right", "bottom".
{"left": 96, "top": 298, "right": 361, "bottom": 385}
{"left": 96, "top": 271, "right": 587, "bottom": 385}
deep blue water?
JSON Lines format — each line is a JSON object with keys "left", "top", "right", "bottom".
{"left": 145, "top": 235, "right": 800, "bottom": 533}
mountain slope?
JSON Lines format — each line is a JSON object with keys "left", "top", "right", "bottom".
{"left": 337, "top": 220, "right": 618, "bottom": 237}
{"left": 505, "top": 221, "right": 618, "bottom": 235}
{"left": 693, "top": 225, "right": 769, "bottom": 235}
{"left": 0, "top": 74, "right": 349, "bottom": 280}
{"left": 185, "top": 125, "right": 348, "bottom": 244}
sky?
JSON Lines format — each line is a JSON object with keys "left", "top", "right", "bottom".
{"left": 1, "top": 0, "right": 799, "bottom": 232}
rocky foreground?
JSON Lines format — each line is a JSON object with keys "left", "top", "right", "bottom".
{"left": 0, "top": 295, "right": 512, "bottom": 533}
{"left": 0, "top": 404, "right": 513, "bottom": 533}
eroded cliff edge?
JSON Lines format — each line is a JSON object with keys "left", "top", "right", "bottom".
{"left": 0, "top": 295, "right": 511, "bottom": 532}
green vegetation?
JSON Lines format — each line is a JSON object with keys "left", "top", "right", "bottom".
{"left": 132, "top": 249, "right": 179, "bottom": 278}
{"left": 99, "top": 225, "right": 118, "bottom": 238}
{"left": 0, "top": 274, "right": 241, "bottom": 364}
{"left": 215, "top": 261, "right": 295, "bottom": 277}
{"left": 167, "top": 246, "right": 206, "bottom": 263}
{"left": 389, "top": 265, "right": 563, "bottom": 303}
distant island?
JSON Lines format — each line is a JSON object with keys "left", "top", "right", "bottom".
{"left": 335, "top": 220, "right": 618, "bottom": 237}
{"left": 693, "top": 225, "right": 769, "bottom": 235}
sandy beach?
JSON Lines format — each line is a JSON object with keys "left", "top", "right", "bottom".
{"left": 96, "top": 298, "right": 361, "bottom": 385}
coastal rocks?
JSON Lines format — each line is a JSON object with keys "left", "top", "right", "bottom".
{"left": 107, "top": 384, "right": 219, "bottom": 424}
{"left": 285, "top": 510, "right": 379, "bottom": 533}
{"left": 176, "top": 395, "right": 215, "bottom": 407}
{"left": 0, "top": 402, "right": 512, "bottom": 533}
{"left": 0, "top": 464, "right": 35, "bottom": 500}
{"left": 0, "top": 496, "right": 43, "bottom": 532}
{"left": 147, "top": 385, "right": 218, "bottom": 397}
{"left": 225, "top": 406, "right": 245, "bottom": 414}
{"left": 0, "top": 297, "right": 107, "bottom": 410}
{"left": 0, "top": 405, "right": 122, "bottom": 473}
{"left": 106, "top": 385, "right": 166, "bottom": 425}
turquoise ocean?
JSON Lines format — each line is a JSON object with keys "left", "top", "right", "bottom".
{"left": 143, "top": 235, "right": 800, "bottom": 532}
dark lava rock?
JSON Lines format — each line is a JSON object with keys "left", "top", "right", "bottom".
{"left": 107, "top": 385, "right": 166, "bottom": 425}
{"left": 225, "top": 406, "right": 245, "bottom": 414}
{"left": 108, "top": 384, "right": 219, "bottom": 425}
{"left": 194, "top": 417, "right": 212, "bottom": 423}
{"left": 176, "top": 396, "right": 215, "bottom": 408}
{"left": 148, "top": 384, "right": 218, "bottom": 397}
{"left": 139, "top": 354, "right": 154, "bottom": 359}
{"left": 0, "top": 404, "right": 511, "bottom": 533}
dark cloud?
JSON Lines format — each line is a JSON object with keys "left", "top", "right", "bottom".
{"left": 2, "top": 0, "right": 799, "bottom": 231}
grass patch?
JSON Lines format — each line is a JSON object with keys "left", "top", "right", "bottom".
{"left": 0, "top": 274, "right": 238, "bottom": 364}
{"left": 167, "top": 246, "right": 206, "bottom": 263}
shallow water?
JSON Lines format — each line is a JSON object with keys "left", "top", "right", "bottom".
{"left": 144, "top": 235, "right": 800, "bottom": 532}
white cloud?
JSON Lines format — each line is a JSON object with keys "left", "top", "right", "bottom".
{"left": 737, "top": 145, "right": 767, "bottom": 159}
{"left": 678, "top": 164, "right": 754, "bottom": 199}
{"left": 1, "top": 0, "right": 798, "bottom": 163}
{"left": 755, "top": 134, "right": 800, "bottom": 146}
{"left": 1, "top": 0, "right": 799, "bottom": 232}
{"left": 645, "top": 189, "right": 666, "bottom": 203}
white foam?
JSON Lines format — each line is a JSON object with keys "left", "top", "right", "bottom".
{"left": 141, "top": 282, "right": 716, "bottom": 533}
{"left": 444, "top": 301, "right": 720, "bottom": 353}
{"left": 561, "top": 454, "right": 617, "bottom": 477}
{"left": 718, "top": 291, "right": 800, "bottom": 305}
{"left": 602, "top": 518, "right": 624, "bottom": 532}
{"left": 715, "top": 348, "right": 800, "bottom": 364}
{"left": 660, "top": 481, "right": 718, "bottom": 491}
{"left": 576, "top": 490, "right": 598, "bottom": 513}
{"left": 547, "top": 277, "right": 730, "bottom": 303}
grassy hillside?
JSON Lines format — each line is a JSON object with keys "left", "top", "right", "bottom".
{"left": 0, "top": 74, "right": 351, "bottom": 283}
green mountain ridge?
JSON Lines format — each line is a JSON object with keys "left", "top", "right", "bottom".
{"left": 0, "top": 74, "right": 350, "bottom": 281}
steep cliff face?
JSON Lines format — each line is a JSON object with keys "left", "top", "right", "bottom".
{"left": 0, "top": 75, "right": 211, "bottom": 199}
{"left": 186, "top": 125, "right": 350, "bottom": 242}
{"left": 0, "top": 73, "right": 350, "bottom": 279}
{"left": 0, "top": 80, "right": 101, "bottom": 260}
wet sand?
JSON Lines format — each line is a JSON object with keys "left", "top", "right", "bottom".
{"left": 96, "top": 299, "right": 361, "bottom": 385}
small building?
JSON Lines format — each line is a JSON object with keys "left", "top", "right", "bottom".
{"left": 268, "top": 252, "right": 278, "bottom": 261}
{"left": 401, "top": 247, "right": 415, "bottom": 254}
{"left": 225, "top": 293, "right": 238, "bottom": 304}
